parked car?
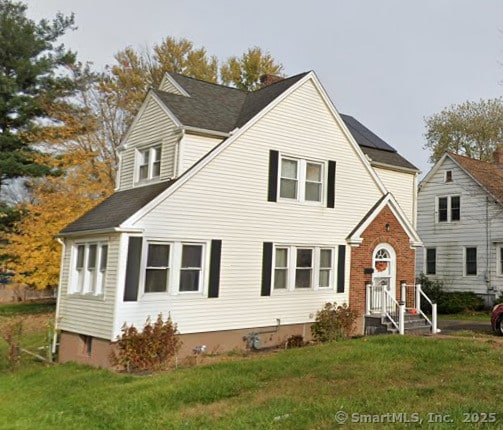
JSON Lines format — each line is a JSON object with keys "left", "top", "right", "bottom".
{"left": 491, "top": 304, "right": 503, "bottom": 335}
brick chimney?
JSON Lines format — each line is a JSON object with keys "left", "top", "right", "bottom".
{"left": 260, "top": 74, "right": 283, "bottom": 88}
{"left": 494, "top": 148, "right": 503, "bottom": 165}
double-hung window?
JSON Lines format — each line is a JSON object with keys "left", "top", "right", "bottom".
{"left": 273, "top": 245, "right": 334, "bottom": 291}
{"left": 319, "top": 249, "right": 333, "bottom": 288}
{"left": 143, "top": 242, "right": 205, "bottom": 295}
{"left": 180, "top": 244, "right": 203, "bottom": 292}
{"left": 437, "top": 195, "right": 460, "bottom": 223}
{"left": 73, "top": 242, "right": 108, "bottom": 295}
{"left": 274, "top": 248, "right": 289, "bottom": 289}
{"left": 426, "top": 248, "right": 436, "bottom": 275}
{"left": 465, "top": 247, "right": 477, "bottom": 276}
{"left": 145, "top": 244, "right": 170, "bottom": 293}
{"left": 138, "top": 146, "right": 161, "bottom": 182}
{"left": 279, "top": 156, "right": 324, "bottom": 204}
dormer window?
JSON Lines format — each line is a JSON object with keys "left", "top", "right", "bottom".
{"left": 138, "top": 146, "right": 161, "bottom": 182}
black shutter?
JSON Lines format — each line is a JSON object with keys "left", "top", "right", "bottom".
{"left": 337, "top": 244, "right": 346, "bottom": 293}
{"left": 268, "top": 150, "right": 279, "bottom": 202}
{"left": 261, "top": 242, "right": 273, "bottom": 296}
{"left": 327, "top": 160, "right": 336, "bottom": 208}
{"left": 124, "top": 237, "right": 143, "bottom": 301}
{"left": 208, "top": 240, "right": 222, "bottom": 298}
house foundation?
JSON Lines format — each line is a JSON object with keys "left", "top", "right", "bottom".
{"left": 58, "top": 322, "right": 315, "bottom": 368}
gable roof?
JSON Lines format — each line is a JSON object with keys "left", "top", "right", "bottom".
{"left": 155, "top": 74, "right": 417, "bottom": 171}
{"left": 153, "top": 72, "right": 309, "bottom": 133}
{"left": 59, "top": 180, "right": 175, "bottom": 235}
{"left": 445, "top": 152, "right": 503, "bottom": 204}
{"left": 347, "top": 193, "right": 422, "bottom": 247}
{"left": 61, "top": 72, "right": 415, "bottom": 236}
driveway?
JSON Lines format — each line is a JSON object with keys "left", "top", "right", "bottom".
{"left": 437, "top": 319, "right": 492, "bottom": 335}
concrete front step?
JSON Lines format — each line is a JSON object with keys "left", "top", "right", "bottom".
{"left": 364, "top": 314, "right": 432, "bottom": 336}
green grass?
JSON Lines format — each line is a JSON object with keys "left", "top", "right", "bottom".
{"left": 0, "top": 301, "right": 56, "bottom": 317}
{"left": 1, "top": 335, "right": 503, "bottom": 429}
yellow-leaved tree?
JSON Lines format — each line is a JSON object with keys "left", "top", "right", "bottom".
{"left": 3, "top": 150, "right": 113, "bottom": 289}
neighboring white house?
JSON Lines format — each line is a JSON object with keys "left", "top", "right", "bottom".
{"left": 55, "top": 71, "right": 421, "bottom": 367}
{"left": 417, "top": 151, "right": 503, "bottom": 305}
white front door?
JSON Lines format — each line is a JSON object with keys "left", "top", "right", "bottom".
{"left": 370, "top": 244, "right": 396, "bottom": 313}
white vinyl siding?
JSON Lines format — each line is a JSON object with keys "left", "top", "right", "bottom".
{"left": 113, "top": 78, "right": 381, "bottom": 336}
{"left": 178, "top": 134, "right": 223, "bottom": 175}
{"left": 118, "top": 97, "right": 177, "bottom": 190}
{"left": 417, "top": 156, "right": 503, "bottom": 298}
{"left": 373, "top": 166, "right": 416, "bottom": 226}
{"left": 57, "top": 234, "right": 121, "bottom": 340}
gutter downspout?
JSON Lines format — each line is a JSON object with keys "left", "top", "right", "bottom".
{"left": 52, "top": 237, "right": 66, "bottom": 355}
{"left": 173, "top": 128, "right": 185, "bottom": 178}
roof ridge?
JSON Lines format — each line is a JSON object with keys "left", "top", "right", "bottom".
{"left": 168, "top": 72, "right": 248, "bottom": 93}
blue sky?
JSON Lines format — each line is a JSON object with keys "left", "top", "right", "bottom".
{"left": 24, "top": 0, "right": 503, "bottom": 176}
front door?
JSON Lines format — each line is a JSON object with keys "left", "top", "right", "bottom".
{"left": 370, "top": 244, "right": 396, "bottom": 313}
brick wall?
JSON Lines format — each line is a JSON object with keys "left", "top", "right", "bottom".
{"left": 349, "top": 205, "right": 416, "bottom": 334}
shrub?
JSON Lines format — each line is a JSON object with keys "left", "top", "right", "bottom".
{"left": 311, "top": 302, "right": 358, "bottom": 343}
{"left": 1, "top": 318, "right": 23, "bottom": 368}
{"left": 111, "top": 314, "right": 181, "bottom": 373}
{"left": 285, "top": 334, "right": 304, "bottom": 349}
{"left": 417, "top": 274, "right": 485, "bottom": 314}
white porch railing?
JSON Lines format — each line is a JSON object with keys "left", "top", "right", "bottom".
{"left": 366, "top": 282, "right": 438, "bottom": 335}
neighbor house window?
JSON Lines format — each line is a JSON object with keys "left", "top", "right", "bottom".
{"left": 73, "top": 242, "right": 108, "bottom": 295}
{"left": 145, "top": 244, "right": 170, "bottom": 293}
{"left": 180, "top": 244, "right": 203, "bottom": 292}
{"left": 426, "top": 248, "right": 436, "bottom": 275}
{"left": 279, "top": 156, "right": 324, "bottom": 203}
{"left": 465, "top": 247, "right": 477, "bottom": 276}
{"left": 273, "top": 245, "right": 335, "bottom": 291}
{"left": 499, "top": 247, "right": 503, "bottom": 276}
{"left": 438, "top": 195, "right": 460, "bottom": 223}
{"left": 138, "top": 146, "right": 161, "bottom": 181}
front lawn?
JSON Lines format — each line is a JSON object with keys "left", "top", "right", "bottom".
{"left": 1, "top": 334, "right": 502, "bottom": 429}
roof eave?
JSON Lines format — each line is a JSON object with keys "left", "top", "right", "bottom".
{"left": 56, "top": 227, "right": 144, "bottom": 238}
{"left": 370, "top": 160, "right": 420, "bottom": 174}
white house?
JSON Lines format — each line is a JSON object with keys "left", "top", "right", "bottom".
{"left": 417, "top": 151, "right": 503, "bottom": 305}
{"left": 55, "top": 71, "right": 421, "bottom": 367}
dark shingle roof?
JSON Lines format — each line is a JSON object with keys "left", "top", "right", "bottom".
{"left": 449, "top": 152, "right": 503, "bottom": 204}
{"left": 60, "top": 180, "right": 175, "bottom": 234}
{"left": 154, "top": 72, "right": 309, "bottom": 133}
{"left": 61, "top": 73, "right": 417, "bottom": 235}
{"left": 340, "top": 114, "right": 418, "bottom": 171}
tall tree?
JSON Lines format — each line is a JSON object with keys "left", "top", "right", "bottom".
{"left": 96, "top": 38, "right": 283, "bottom": 173}
{"left": 220, "top": 47, "right": 284, "bottom": 91}
{"left": 2, "top": 150, "right": 113, "bottom": 289}
{"left": 424, "top": 98, "right": 503, "bottom": 163}
{"left": 0, "top": 0, "right": 78, "bottom": 190}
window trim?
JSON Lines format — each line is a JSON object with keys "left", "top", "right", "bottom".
{"left": 136, "top": 145, "right": 162, "bottom": 183}
{"left": 464, "top": 247, "right": 477, "bottom": 277}
{"left": 272, "top": 244, "right": 335, "bottom": 292}
{"left": 278, "top": 155, "right": 325, "bottom": 205}
{"left": 437, "top": 195, "right": 461, "bottom": 223}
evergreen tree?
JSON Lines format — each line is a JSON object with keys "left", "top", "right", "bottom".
{"left": 0, "top": 0, "right": 77, "bottom": 190}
